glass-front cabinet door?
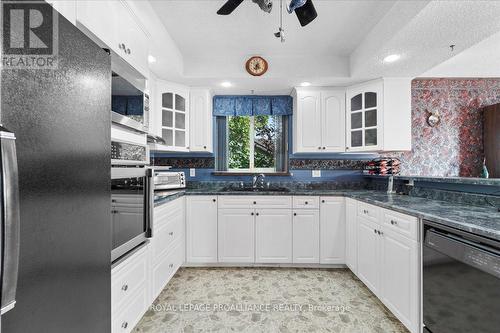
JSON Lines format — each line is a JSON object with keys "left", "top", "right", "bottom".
{"left": 347, "top": 82, "right": 381, "bottom": 151}
{"left": 160, "top": 90, "right": 189, "bottom": 150}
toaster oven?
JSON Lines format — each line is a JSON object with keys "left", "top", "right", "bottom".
{"left": 152, "top": 169, "right": 186, "bottom": 190}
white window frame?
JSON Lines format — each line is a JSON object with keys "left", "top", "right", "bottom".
{"left": 227, "top": 116, "right": 277, "bottom": 173}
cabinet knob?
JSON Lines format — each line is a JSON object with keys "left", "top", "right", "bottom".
{"left": 203, "top": 146, "right": 207, "bottom": 149}
{"left": 121, "top": 284, "right": 128, "bottom": 291}
{"left": 346, "top": 147, "right": 350, "bottom": 151}
{"left": 318, "top": 147, "right": 321, "bottom": 150}
{"left": 212, "top": 199, "right": 216, "bottom": 202}
{"left": 374, "top": 229, "right": 377, "bottom": 234}
{"left": 294, "top": 213, "right": 297, "bottom": 216}
{"left": 322, "top": 147, "right": 326, "bottom": 150}
{"left": 256, "top": 213, "right": 259, "bottom": 216}
{"left": 126, "top": 48, "right": 131, "bottom": 55}
{"left": 321, "top": 200, "right": 325, "bottom": 203}
{"left": 169, "top": 231, "right": 174, "bottom": 236}
{"left": 251, "top": 212, "right": 254, "bottom": 216}
{"left": 391, "top": 220, "right": 397, "bottom": 225}
{"left": 253, "top": 201, "right": 257, "bottom": 205}
{"left": 169, "top": 263, "right": 174, "bottom": 268}
{"left": 305, "top": 201, "right": 308, "bottom": 205}
{"left": 121, "top": 322, "right": 128, "bottom": 329}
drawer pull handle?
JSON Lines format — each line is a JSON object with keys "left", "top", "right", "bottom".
{"left": 374, "top": 229, "right": 377, "bottom": 234}
{"left": 121, "top": 284, "right": 128, "bottom": 291}
{"left": 169, "top": 263, "right": 174, "bottom": 268}
{"left": 121, "top": 322, "right": 128, "bottom": 329}
{"left": 169, "top": 232, "right": 174, "bottom": 236}
{"left": 391, "top": 220, "right": 398, "bottom": 225}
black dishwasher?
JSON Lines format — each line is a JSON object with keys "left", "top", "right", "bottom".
{"left": 423, "top": 220, "right": 500, "bottom": 333}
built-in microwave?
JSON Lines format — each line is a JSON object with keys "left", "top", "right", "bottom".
{"left": 111, "top": 53, "right": 149, "bottom": 133}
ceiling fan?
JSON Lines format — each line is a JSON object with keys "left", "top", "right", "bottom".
{"left": 217, "top": 0, "right": 318, "bottom": 27}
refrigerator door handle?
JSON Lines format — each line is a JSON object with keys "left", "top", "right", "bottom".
{"left": 0, "top": 127, "right": 20, "bottom": 315}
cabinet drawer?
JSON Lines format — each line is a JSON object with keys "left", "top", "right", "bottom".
{"left": 152, "top": 212, "right": 184, "bottom": 263}
{"left": 218, "top": 196, "right": 292, "bottom": 209}
{"left": 154, "top": 197, "right": 184, "bottom": 230}
{"left": 357, "top": 202, "right": 380, "bottom": 222}
{"left": 112, "top": 286, "right": 148, "bottom": 333}
{"left": 293, "top": 196, "right": 319, "bottom": 209}
{"left": 111, "top": 246, "right": 148, "bottom": 313}
{"left": 152, "top": 240, "right": 184, "bottom": 300}
{"left": 382, "top": 209, "right": 418, "bottom": 241}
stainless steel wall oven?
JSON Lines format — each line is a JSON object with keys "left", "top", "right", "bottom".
{"left": 111, "top": 167, "right": 151, "bottom": 262}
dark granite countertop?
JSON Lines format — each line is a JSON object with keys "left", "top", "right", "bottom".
{"left": 154, "top": 189, "right": 500, "bottom": 242}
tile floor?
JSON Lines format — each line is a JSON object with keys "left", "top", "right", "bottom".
{"left": 135, "top": 267, "right": 409, "bottom": 333}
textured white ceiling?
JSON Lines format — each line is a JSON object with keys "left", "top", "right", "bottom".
{"left": 146, "top": 0, "right": 500, "bottom": 93}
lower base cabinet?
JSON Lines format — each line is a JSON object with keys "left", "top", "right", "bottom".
{"left": 255, "top": 209, "right": 292, "bottom": 263}
{"left": 320, "top": 197, "right": 345, "bottom": 264}
{"left": 356, "top": 216, "right": 382, "bottom": 296}
{"left": 292, "top": 210, "right": 320, "bottom": 263}
{"left": 345, "top": 198, "right": 357, "bottom": 273}
{"left": 381, "top": 229, "right": 419, "bottom": 333}
{"left": 186, "top": 196, "right": 218, "bottom": 263}
{"left": 111, "top": 244, "right": 150, "bottom": 333}
{"left": 218, "top": 209, "right": 255, "bottom": 263}
{"left": 354, "top": 204, "right": 420, "bottom": 333}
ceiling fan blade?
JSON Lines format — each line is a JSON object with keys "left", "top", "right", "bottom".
{"left": 217, "top": 0, "right": 245, "bottom": 15}
{"left": 295, "top": 0, "right": 318, "bottom": 27}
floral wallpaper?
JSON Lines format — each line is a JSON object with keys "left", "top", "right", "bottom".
{"left": 396, "top": 78, "right": 500, "bottom": 177}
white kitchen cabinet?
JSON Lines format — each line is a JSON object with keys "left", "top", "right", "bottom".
{"left": 345, "top": 198, "right": 357, "bottom": 274}
{"left": 152, "top": 81, "right": 190, "bottom": 152}
{"left": 292, "top": 210, "right": 320, "bottom": 263}
{"left": 356, "top": 216, "right": 382, "bottom": 296}
{"left": 186, "top": 196, "right": 218, "bottom": 263}
{"left": 111, "top": 243, "right": 150, "bottom": 333}
{"left": 150, "top": 198, "right": 185, "bottom": 301}
{"left": 319, "top": 197, "right": 345, "bottom": 264}
{"left": 189, "top": 89, "right": 213, "bottom": 152}
{"left": 293, "top": 88, "right": 346, "bottom": 153}
{"left": 76, "top": 0, "right": 149, "bottom": 76}
{"left": 218, "top": 209, "right": 255, "bottom": 263}
{"left": 380, "top": 229, "right": 419, "bottom": 333}
{"left": 255, "top": 209, "right": 292, "bottom": 263}
{"left": 346, "top": 78, "right": 411, "bottom": 152}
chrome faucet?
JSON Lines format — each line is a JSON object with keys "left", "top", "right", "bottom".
{"left": 252, "top": 173, "right": 266, "bottom": 189}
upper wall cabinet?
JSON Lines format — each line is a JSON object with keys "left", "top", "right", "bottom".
{"left": 346, "top": 78, "right": 411, "bottom": 152}
{"left": 152, "top": 81, "right": 190, "bottom": 152}
{"left": 293, "top": 88, "right": 346, "bottom": 153}
{"left": 76, "top": 0, "right": 149, "bottom": 76}
{"left": 189, "top": 89, "right": 213, "bottom": 153}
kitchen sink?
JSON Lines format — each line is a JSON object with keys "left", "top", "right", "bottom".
{"left": 222, "top": 186, "right": 291, "bottom": 193}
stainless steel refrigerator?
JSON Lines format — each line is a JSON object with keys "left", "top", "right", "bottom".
{"left": 0, "top": 5, "right": 111, "bottom": 333}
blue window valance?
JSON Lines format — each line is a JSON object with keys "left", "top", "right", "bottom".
{"left": 213, "top": 95, "right": 292, "bottom": 116}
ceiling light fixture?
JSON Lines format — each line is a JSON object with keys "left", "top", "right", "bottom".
{"left": 300, "top": 81, "right": 311, "bottom": 87}
{"left": 383, "top": 54, "right": 401, "bottom": 63}
{"left": 221, "top": 81, "right": 233, "bottom": 88}
{"left": 148, "top": 55, "right": 157, "bottom": 63}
